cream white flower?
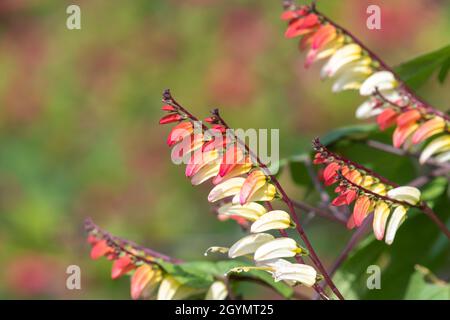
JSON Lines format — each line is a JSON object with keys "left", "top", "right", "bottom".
{"left": 387, "top": 186, "right": 421, "bottom": 205}
{"left": 157, "top": 276, "right": 180, "bottom": 300}
{"left": 228, "top": 233, "right": 275, "bottom": 258}
{"left": 419, "top": 135, "right": 450, "bottom": 164}
{"left": 205, "top": 281, "right": 228, "bottom": 300}
{"left": 256, "top": 258, "right": 297, "bottom": 286}
{"left": 332, "top": 72, "right": 367, "bottom": 92}
{"left": 321, "top": 44, "right": 362, "bottom": 78}
{"left": 373, "top": 201, "right": 391, "bottom": 240}
{"left": 435, "top": 150, "right": 450, "bottom": 163}
{"left": 218, "top": 202, "right": 267, "bottom": 221}
{"left": 208, "top": 177, "right": 245, "bottom": 202}
{"left": 256, "top": 257, "right": 293, "bottom": 269}
{"left": 385, "top": 206, "right": 407, "bottom": 245}
{"left": 273, "top": 263, "right": 317, "bottom": 287}
{"left": 359, "top": 71, "right": 397, "bottom": 96}
{"left": 336, "top": 57, "right": 372, "bottom": 75}
{"left": 250, "top": 210, "right": 292, "bottom": 233}
{"left": 157, "top": 276, "right": 201, "bottom": 300}
{"left": 355, "top": 99, "right": 383, "bottom": 119}
{"left": 254, "top": 237, "right": 302, "bottom": 262}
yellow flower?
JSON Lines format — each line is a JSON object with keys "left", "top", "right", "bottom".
{"left": 217, "top": 202, "right": 267, "bottom": 222}
{"left": 321, "top": 44, "right": 363, "bottom": 78}
{"left": 208, "top": 177, "right": 245, "bottom": 202}
{"left": 232, "top": 182, "right": 276, "bottom": 204}
{"left": 250, "top": 210, "right": 292, "bottom": 233}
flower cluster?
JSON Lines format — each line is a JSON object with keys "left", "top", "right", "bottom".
{"left": 282, "top": 3, "right": 450, "bottom": 164}
{"left": 85, "top": 219, "right": 227, "bottom": 300}
{"left": 357, "top": 93, "right": 450, "bottom": 165}
{"left": 160, "top": 90, "right": 319, "bottom": 289}
{"left": 313, "top": 139, "right": 422, "bottom": 245}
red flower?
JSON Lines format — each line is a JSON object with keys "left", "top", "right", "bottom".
{"left": 111, "top": 255, "right": 135, "bottom": 279}
{"left": 285, "top": 14, "right": 319, "bottom": 38}
{"left": 396, "top": 109, "right": 421, "bottom": 127}
{"left": 218, "top": 144, "right": 245, "bottom": 177}
{"left": 323, "top": 162, "right": 340, "bottom": 185}
{"left": 166, "top": 122, "right": 194, "bottom": 147}
{"left": 376, "top": 108, "right": 398, "bottom": 130}
{"left": 161, "top": 104, "right": 176, "bottom": 112}
{"left": 352, "top": 196, "right": 372, "bottom": 227}
{"left": 280, "top": 7, "right": 309, "bottom": 21}
{"left": 159, "top": 113, "right": 182, "bottom": 124}
{"left": 90, "top": 240, "right": 113, "bottom": 260}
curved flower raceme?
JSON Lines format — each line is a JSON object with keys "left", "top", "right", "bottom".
{"left": 85, "top": 219, "right": 222, "bottom": 300}
{"left": 313, "top": 139, "right": 422, "bottom": 245}
{"left": 86, "top": 221, "right": 164, "bottom": 300}
{"left": 282, "top": 3, "right": 450, "bottom": 164}
{"left": 160, "top": 90, "right": 320, "bottom": 290}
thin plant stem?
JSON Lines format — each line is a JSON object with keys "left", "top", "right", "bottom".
{"left": 212, "top": 109, "right": 344, "bottom": 300}
{"left": 419, "top": 204, "right": 450, "bottom": 239}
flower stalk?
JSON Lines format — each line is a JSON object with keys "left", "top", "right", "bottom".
{"left": 210, "top": 109, "right": 344, "bottom": 300}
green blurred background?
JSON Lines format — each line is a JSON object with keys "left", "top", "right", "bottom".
{"left": 0, "top": 0, "right": 449, "bottom": 299}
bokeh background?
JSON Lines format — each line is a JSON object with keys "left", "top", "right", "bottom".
{"left": 0, "top": 0, "right": 449, "bottom": 299}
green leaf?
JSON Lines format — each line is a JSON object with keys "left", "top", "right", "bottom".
{"left": 215, "top": 260, "right": 294, "bottom": 298}
{"left": 395, "top": 44, "right": 450, "bottom": 89}
{"left": 420, "top": 177, "right": 448, "bottom": 201}
{"left": 156, "top": 260, "right": 215, "bottom": 288}
{"left": 438, "top": 56, "right": 450, "bottom": 83}
{"left": 404, "top": 265, "right": 450, "bottom": 299}
{"left": 288, "top": 153, "right": 313, "bottom": 188}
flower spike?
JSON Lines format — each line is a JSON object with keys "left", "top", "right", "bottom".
{"left": 283, "top": 2, "right": 450, "bottom": 163}
{"left": 312, "top": 138, "right": 423, "bottom": 244}
{"left": 158, "top": 92, "right": 339, "bottom": 299}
